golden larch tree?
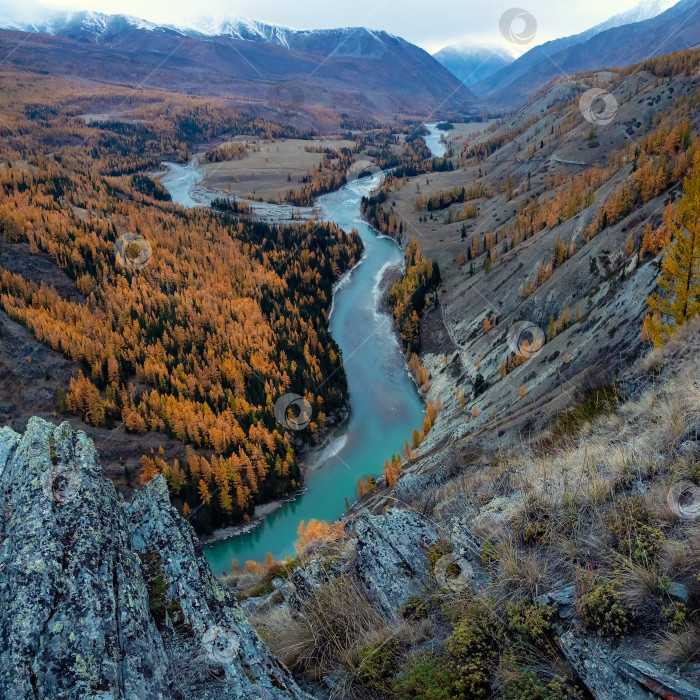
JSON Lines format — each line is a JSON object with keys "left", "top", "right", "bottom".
{"left": 646, "top": 154, "right": 700, "bottom": 344}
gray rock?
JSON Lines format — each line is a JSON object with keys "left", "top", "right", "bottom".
{"left": 351, "top": 508, "right": 440, "bottom": 619}
{"left": 471, "top": 495, "right": 519, "bottom": 531}
{"left": 0, "top": 426, "right": 20, "bottom": 476}
{"left": 240, "top": 590, "right": 286, "bottom": 618}
{"left": 446, "top": 516, "right": 490, "bottom": 594}
{"left": 535, "top": 585, "right": 576, "bottom": 619}
{"left": 0, "top": 418, "right": 311, "bottom": 700}
{"left": 285, "top": 565, "right": 325, "bottom": 612}
{"left": 558, "top": 629, "right": 649, "bottom": 699}
{"left": 669, "top": 582, "right": 690, "bottom": 603}
{"left": 618, "top": 659, "right": 700, "bottom": 700}
{"left": 393, "top": 472, "right": 446, "bottom": 504}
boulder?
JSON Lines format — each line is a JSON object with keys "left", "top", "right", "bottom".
{"left": 0, "top": 418, "right": 311, "bottom": 700}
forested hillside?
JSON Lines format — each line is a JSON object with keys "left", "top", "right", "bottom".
{"left": 0, "top": 69, "right": 362, "bottom": 533}
{"left": 362, "top": 48, "right": 700, "bottom": 457}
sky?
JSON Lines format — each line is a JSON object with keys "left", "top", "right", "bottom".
{"left": 18, "top": 0, "right": 664, "bottom": 53}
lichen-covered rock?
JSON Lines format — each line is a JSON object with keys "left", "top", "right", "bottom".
{"left": 285, "top": 564, "right": 326, "bottom": 612}
{"left": 351, "top": 508, "right": 441, "bottom": 618}
{"left": 348, "top": 507, "right": 488, "bottom": 619}
{"left": 471, "top": 495, "right": 519, "bottom": 531}
{"left": 535, "top": 585, "right": 576, "bottom": 619}
{"left": 0, "top": 418, "right": 311, "bottom": 700}
{"left": 617, "top": 659, "right": 700, "bottom": 700}
{"left": 558, "top": 628, "right": 649, "bottom": 700}
{"left": 393, "top": 471, "right": 446, "bottom": 504}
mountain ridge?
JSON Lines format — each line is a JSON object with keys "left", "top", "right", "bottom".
{"left": 0, "top": 17, "right": 474, "bottom": 120}
{"left": 0, "top": 7, "right": 408, "bottom": 48}
{"left": 473, "top": 0, "right": 699, "bottom": 103}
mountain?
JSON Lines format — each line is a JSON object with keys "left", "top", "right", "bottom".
{"left": 472, "top": 0, "right": 693, "bottom": 102}
{"left": 0, "top": 10, "right": 473, "bottom": 119}
{"left": 586, "top": 0, "right": 679, "bottom": 33}
{"left": 3, "top": 9, "right": 296, "bottom": 46}
{"left": 433, "top": 45, "right": 515, "bottom": 86}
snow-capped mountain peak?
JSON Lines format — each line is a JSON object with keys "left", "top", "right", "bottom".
{"left": 590, "top": 0, "right": 680, "bottom": 34}
{"left": 186, "top": 15, "right": 292, "bottom": 47}
{"left": 0, "top": 3, "right": 296, "bottom": 47}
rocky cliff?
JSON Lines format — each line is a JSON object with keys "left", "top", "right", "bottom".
{"left": 0, "top": 417, "right": 311, "bottom": 700}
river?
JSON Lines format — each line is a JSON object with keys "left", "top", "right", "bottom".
{"left": 160, "top": 130, "right": 446, "bottom": 574}
{"left": 424, "top": 123, "right": 449, "bottom": 158}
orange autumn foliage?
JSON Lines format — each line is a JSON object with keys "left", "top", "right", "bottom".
{"left": 296, "top": 518, "right": 345, "bottom": 551}
{"left": 0, "top": 69, "right": 362, "bottom": 533}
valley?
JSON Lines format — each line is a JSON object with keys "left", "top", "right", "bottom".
{"left": 155, "top": 127, "right": 458, "bottom": 569}
{"left": 1, "top": 1, "right": 700, "bottom": 698}
{"left": 197, "top": 137, "right": 355, "bottom": 203}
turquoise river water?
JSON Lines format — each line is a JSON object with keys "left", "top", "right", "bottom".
{"left": 161, "top": 127, "right": 445, "bottom": 574}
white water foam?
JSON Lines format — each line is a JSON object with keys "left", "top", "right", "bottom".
{"left": 302, "top": 434, "right": 349, "bottom": 471}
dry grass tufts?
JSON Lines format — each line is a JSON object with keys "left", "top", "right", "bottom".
{"left": 656, "top": 622, "right": 700, "bottom": 664}
{"left": 259, "top": 575, "right": 397, "bottom": 696}
{"left": 491, "top": 539, "right": 549, "bottom": 602}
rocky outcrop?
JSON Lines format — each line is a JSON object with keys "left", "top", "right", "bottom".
{"left": 558, "top": 628, "right": 700, "bottom": 700}
{"left": 351, "top": 508, "right": 440, "bottom": 618}
{"left": 617, "top": 659, "right": 700, "bottom": 700}
{"left": 350, "top": 507, "right": 487, "bottom": 618}
{"left": 0, "top": 418, "right": 311, "bottom": 700}
{"left": 558, "top": 629, "right": 650, "bottom": 700}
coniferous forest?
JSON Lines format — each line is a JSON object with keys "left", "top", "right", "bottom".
{"left": 0, "top": 69, "right": 362, "bottom": 533}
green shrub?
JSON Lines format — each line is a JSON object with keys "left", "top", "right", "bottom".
{"left": 479, "top": 538, "right": 499, "bottom": 568}
{"left": 577, "top": 579, "right": 633, "bottom": 638}
{"left": 502, "top": 670, "right": 582, "bottom": 700}
{"left": 392, "top": 656, "right": 456, "bottom": 700}
{"left": 142, "top": 546, "right": 184, "bottom": 627}
{"left": 506, "top": 601, "right": 555, "bottom": 650}
{"left": 356, "top": 638, "right": 401, "bottom": 694}
{"left": 691, "top": 462, "right": 700, "bottom": 484}
{"left": 662, "top": 601, "right": 688, "bottom": 632}
{"left": 401, "top": 595, "right": 434, "bottom": 620}
{"left": 607, "top": 497, "right": 665, "bottom": 564}
{"left": 445, "top": 602, "right": 502, "bottom": 698}
{"left": 428, "top": 540, "right": 455, "bottom": 572}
